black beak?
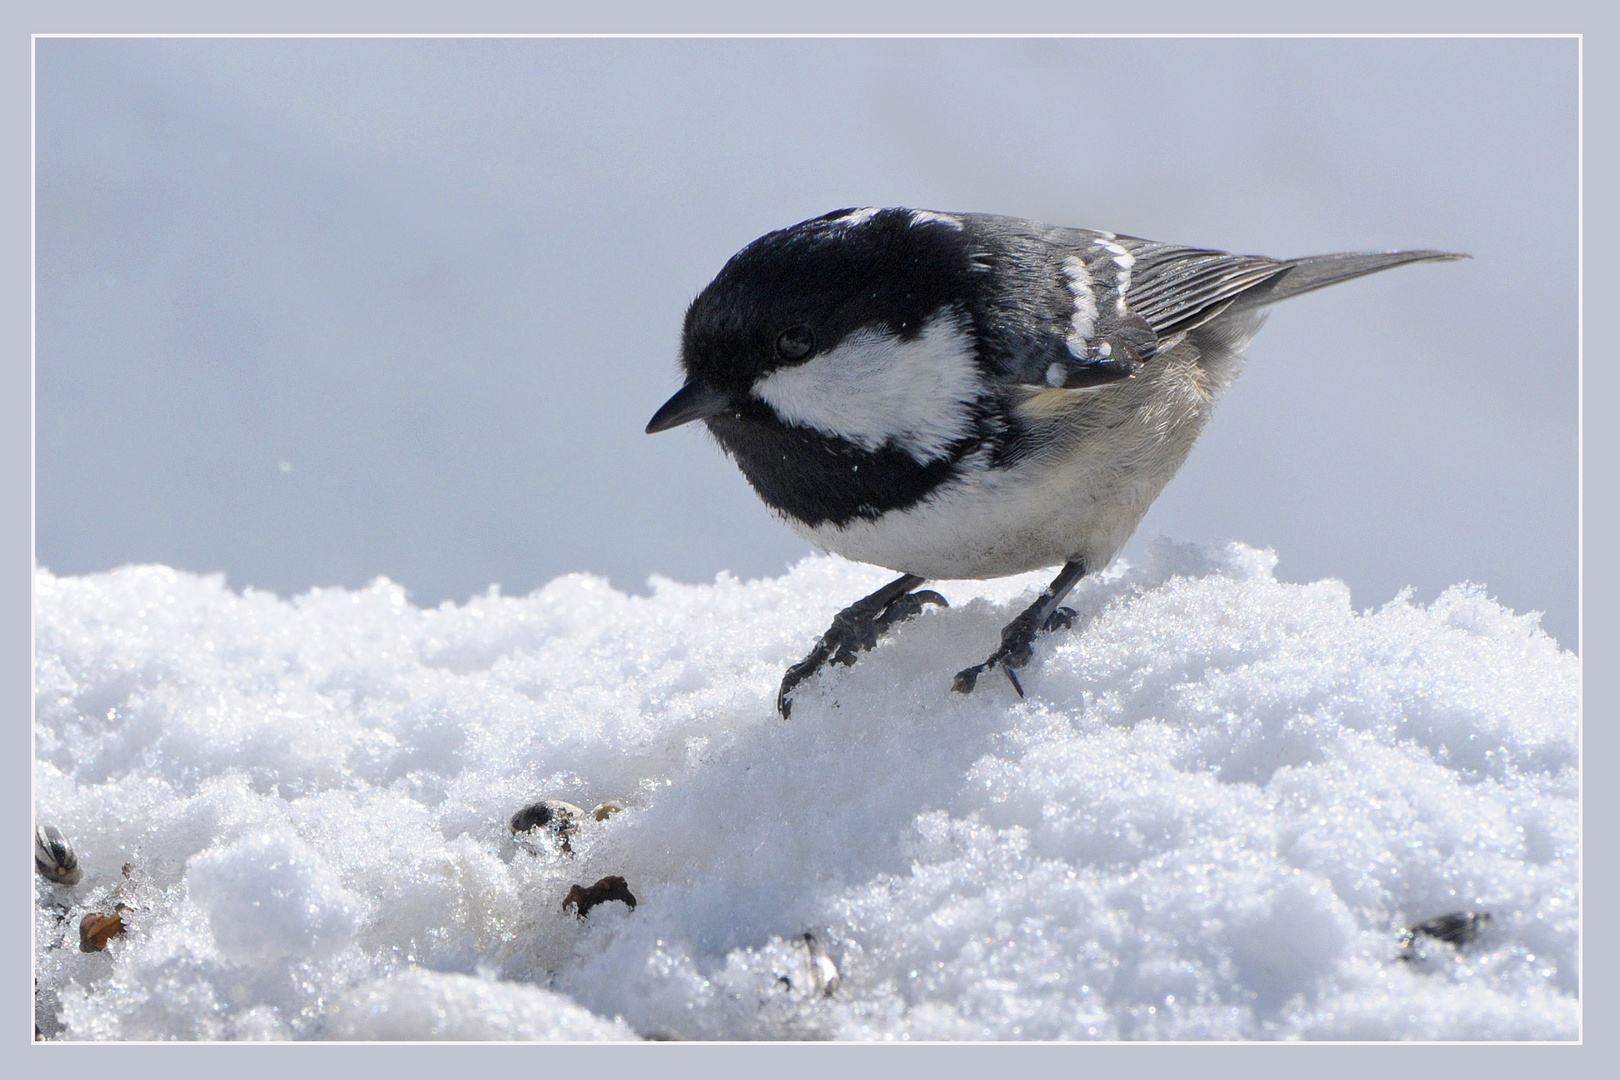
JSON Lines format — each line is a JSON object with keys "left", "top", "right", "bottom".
{"left": 646, "top": 381, "right": 734, "bottom": 434}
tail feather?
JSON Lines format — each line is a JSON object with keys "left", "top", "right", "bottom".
{"left": 1231, "top": 250, "right": 1468, "bottom": 311}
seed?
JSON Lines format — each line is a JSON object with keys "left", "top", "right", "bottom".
{"left": 34, "top": 824, "right": 82, "bottom": 887}
{"left": 511, "top": 800, "right": 594, "bottom": 855}
{"left": 803, "top": 933, "right": 840, "bottom": 997}
{"left": 510, "top": 799, "right": 584, "bottom": 834}
{"left": 1399, "top": 910, "right": 1493, "bottom": 960}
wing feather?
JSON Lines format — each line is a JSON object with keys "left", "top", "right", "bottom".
{"left": 1111, "top": 242, "right": 1288, "bottom": 337}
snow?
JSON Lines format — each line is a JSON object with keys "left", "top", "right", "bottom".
{"left": 32, "top": 540, "right": 1579, "bottom": 1041}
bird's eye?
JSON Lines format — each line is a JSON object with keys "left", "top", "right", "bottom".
{"left": 775, "top": 325, "right": 816, "bottom": 363}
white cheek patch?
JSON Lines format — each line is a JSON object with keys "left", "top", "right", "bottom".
{"left": 751, "top": 310, "right": 981, "bottom": 463}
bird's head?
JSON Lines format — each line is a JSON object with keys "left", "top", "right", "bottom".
{"left": 647, "top": 207, "right": 988, "bottom": 464}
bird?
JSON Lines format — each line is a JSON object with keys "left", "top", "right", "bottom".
{"left": 646, "top": 207, "right": 1464, "bottom": 718}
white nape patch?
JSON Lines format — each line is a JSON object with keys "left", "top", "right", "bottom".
{"left": 1062, "top": 255, "right": 1098, "bottom": 358}
{"left": 835, "top": 207, "right": 881, "bottom": 227}
{"left": 908, "top": 209, "right": 964, "bottom": 231}
{"left": 752, "top": 308, "right": 981, "bottom": 463}
{"left": 1045, "top": 362, "right": 1065, "bottom": 387}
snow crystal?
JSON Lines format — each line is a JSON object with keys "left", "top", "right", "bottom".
{"left": 32, "top": 540, "right": 1579, "bottom": 1041}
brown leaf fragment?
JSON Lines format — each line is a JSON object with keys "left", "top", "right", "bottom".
{"left": 562, "top": 875, "right": 637, "bottom": 918}
{"left": 79, "top": 910, "right": 125, "bottom": 952}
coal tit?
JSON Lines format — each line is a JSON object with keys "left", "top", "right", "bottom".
{"left": 647, "top": 207, "right": 1463, "bottom": 717}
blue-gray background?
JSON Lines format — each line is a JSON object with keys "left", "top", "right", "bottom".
{"left": 36, "top": 37, "right": 1579, "bottom": 648}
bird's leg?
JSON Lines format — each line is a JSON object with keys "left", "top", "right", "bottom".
{"left": 778, "top": 573, "right": 947, "bottom": 718}
{"left": 952, "top": 559, "right": 1086, "bottom": 697}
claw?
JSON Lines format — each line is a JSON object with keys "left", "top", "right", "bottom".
{"left": 1004, "top": 665, "right": 1025, "bottom": 698}
{"left": 778, "top": 640, "right": 834, "bottom": 718}
{"left": 951, "top": 560, "right": 1087, "bottom": 699}
{"left": 778, "top": 575, "right": 941, "bottom": 718}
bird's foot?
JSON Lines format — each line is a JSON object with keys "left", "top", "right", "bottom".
{"left": 778, "top": 574, "right": 945, "bottom": 718}
{"left": 950, "top": 608, "right": 1045, "bottom": 697}
{"left": 952, "top": 562, "right": 1086, "bottom": 698}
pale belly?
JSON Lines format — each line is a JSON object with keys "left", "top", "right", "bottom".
{"left": 789, "top": 346, "right": 1217, "bottom": 580}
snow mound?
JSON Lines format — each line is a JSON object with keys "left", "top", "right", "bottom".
{"left": 326, "top": 969, "right": 636, "bottom": 1041}
{"left": 32, "top": 540, "right": 1578, "bottom": 1041}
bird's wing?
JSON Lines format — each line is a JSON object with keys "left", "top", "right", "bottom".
{"left": 961, "top": 216, "right": 1462, "bottom": 392}
{"left": 1048, "top": 239, "right": 1462, "bottom": 380}
{"left": 1107, "top": 240, "right": 1288, "bottom": 338}
{"left": 980, "top": 235, "right": 1288, "bottom": 391}
{"left": 1112, "top": 239, "right": 1465, "bottom": 336}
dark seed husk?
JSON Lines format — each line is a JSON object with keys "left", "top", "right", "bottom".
{"left": 510, "top": 800, "right": 584, "bottom": 834}
{"left": 1399, "top": 910, "right": 1493, "bottom": 960}
{"left": 35, "top": 824, "right": 82, "bottom": 887}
